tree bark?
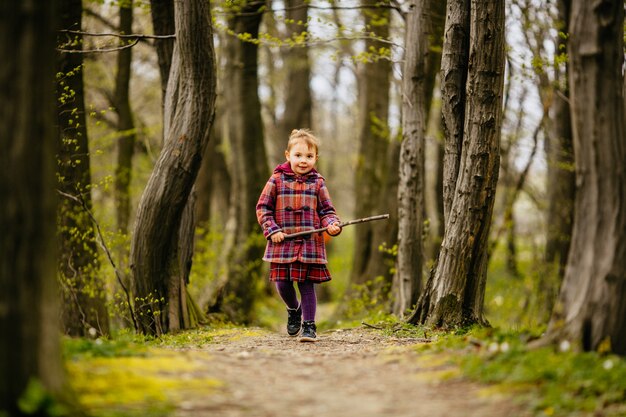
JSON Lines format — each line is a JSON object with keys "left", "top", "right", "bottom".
{"left": 544, "top": 0, "right": 626, "bottom": 354}
{"left": 114, "top": 0, "right": 137, "bottom": 235}
{"left": 408, "top": 0, "right": 505, "bottom": 328}
{"left": 0, "top": 0, "right": 66, "bottom": 412}
{"left": 150, "top": 0, "right": 175, "bottom": 98}
{"left": 393, "top": 0, "right": 428, "bottom": 316}
{"left": 57, "top": 0, "right": 110, "bottom": 337}
{"left": 220, "top": 0, "right": 269, "bottom": 323}
{"left": 544, "top": 0, "right": 574, "bottom": 281}
{"left": 440, "top": 0, "right": 470, "bottom": 224}
{"left": 351, "top": 0, "right": 394, "bottom": 288}
{"left": 275, "top": 0, "right": 312, "bottom": 157}
{"left": 131, "top": 0, "right": 217, "bottom": 335}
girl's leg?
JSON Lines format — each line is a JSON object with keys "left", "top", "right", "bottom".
{"left": 296, "top": 281, "right": 317, "bottom": 322}
{"left": 274, "top": 281, "right": 299, "bottom": 310}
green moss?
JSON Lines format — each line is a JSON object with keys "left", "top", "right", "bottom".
{"left": 67, "top": 343, "right": 221, "bottom": 416}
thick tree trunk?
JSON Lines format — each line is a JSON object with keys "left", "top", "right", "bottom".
{"left": 394, "top": 0, "right": 428, "bottom": 316}
{"left": 544, "top": 0, "right": 626, "bottom": 354}
{"left": 0, "top": 1, "right": 66, "bottom": 412}
{"left": 114, "top": 1, "right": 137, "bottom": 235}
{"left": 408, "top": 0, "right": 505, "bottom": 327}
{"left": 274, "top": 0, "right": 312, "bottom": 161}
{"left": 220, "top": 0, "right": 269, "bottom": 323}
{"left": 394, "top": 0, "right": 446, "bottom": 316}
{"left": 351, "top": 0, "right": 394, "bottom": 287}
{"left": 57, "top": 0, "right": 110, "bottom": 337}
{"left": 131, "top": 0, "right": 216, "bottom": 335}
{"left": 440, "top": 0, "right": 470, "bottom": 223}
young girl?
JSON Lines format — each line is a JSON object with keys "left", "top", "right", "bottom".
{"left": 256, "top": 129, "right": 341, "bottom": 342}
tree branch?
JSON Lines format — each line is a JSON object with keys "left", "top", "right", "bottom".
{"left": 57, "top": 189, "right": 138, "bottom": 331}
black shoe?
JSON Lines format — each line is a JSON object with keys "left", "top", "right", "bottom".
{"left": 299, "top": 321, "right": 317, "bottom": 342}
{"left": 287, "top": 306, "right": 302, "bottom": 336}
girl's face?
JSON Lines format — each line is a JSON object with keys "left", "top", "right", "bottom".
{"left": 285, "top": 140, "right": 318, "bottom": 175}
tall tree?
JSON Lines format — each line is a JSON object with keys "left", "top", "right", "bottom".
{"left": 219, "top": 0, "right": 269, "bottom": 323}
{"left": 351, "top": 0, "right": 395, "bottom": 288}
{"left": 113, "top": 0, "right": 137, "bottom": 235}
{"left": 57, "top": 0, "right": 110, "bottom": 336}
{"left": 0, "top": 0, "right": 66, "bottom": 413}
{"left": 543, "top": 0, "right": 626, "bottom": 354}
{"left": 150, "top": 0, "right": 175, "bottom": 98}
{"left": 275, "top": 0, "right": 312, "bottom": 156}
{"left": 393, "top": 0, "right": 428, "bottom": 316}
{"left": 543, "top": 0, "right": 574, "bottom": 303}
{"left": 393, "top": 0, "right": 446, "bottom": 316}
{"left": 408, "top": 0, "right": 505, "bottom": 327}
{"left": 131, "top": 0, "right": 217, "bottom": 335}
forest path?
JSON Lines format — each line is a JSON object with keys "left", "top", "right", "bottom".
{"left": 172, "top": 326, "right": 526, "bottom": 417}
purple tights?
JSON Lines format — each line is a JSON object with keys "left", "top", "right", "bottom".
{"left": 275, "top": 281, "right": 317, "bottom": 322}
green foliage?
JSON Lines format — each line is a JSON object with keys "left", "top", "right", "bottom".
{"left": 63, "top": 330, "right": 151, "bottom": 360}
{"left": 461, "top": 331, "right": 626, "bottom": 416}
{"left": 484, "top": 239, "right": 556, "bottom": 330}
{"left": 342, "top": 275, "right": 391, "bottom": 321}
{"left": 18, "top": 379, "right": 69, "bottom": 417}
{"left": 63, "top": 327, "right": 233, "bottom": 417}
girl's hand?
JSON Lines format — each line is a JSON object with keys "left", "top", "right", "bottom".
{"left": 326, "top": 223, "right": 342, "bottom": 236}
{"left": 270, "top": 231, "right": 285, "bottom": 243}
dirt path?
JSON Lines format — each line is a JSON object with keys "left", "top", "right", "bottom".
{"left": 172, "top": 327, "right": 527, "bottom": 417}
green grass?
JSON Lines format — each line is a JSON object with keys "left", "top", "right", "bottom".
{"left": 385, "top": 322, "right": 626, "bottom": 417}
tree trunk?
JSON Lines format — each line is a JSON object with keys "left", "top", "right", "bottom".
{"left": 275, "top": 0, "right": 312, "bottom": 156}
{"left": 57, "top": 0, "right": 110, "bottom": 337}
{"left": 440, "top": 0, "right": 470, "bottom": 224}
{"left": 0, "top": 1, "right": 66, "bottom": 412}
{"left": 394, "top": 0, "right": 446, "bottom": 316}
{"left": 150, "top": 0, "right": 175, "bottom": 98}
{"left": 544, "top": 0, "right": 574, "bottom": 288}
{"left": 220, "top": 0, "right": 269, "bottom": 323}
{"left": 113, "top": 1, "right": 137, "bottom": 235}
{"left": 543, "top": 0, "right": 626, "bottom": 354}
{"left": 131, "top": 0, "right": 217, "bottom": 335}
{"left": 408, "top": 0, "right": 505, "bottom": 328}
{"left": 351, "top": 0, "right": 394, "bottom": 288}
{"left": 393, "top": 0, "right": 428, "bottom": 316}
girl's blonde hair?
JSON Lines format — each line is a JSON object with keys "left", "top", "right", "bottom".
{"left": 287, "top": 129, "right": 320, "bottom": 154}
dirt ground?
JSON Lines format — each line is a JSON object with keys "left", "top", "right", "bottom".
{"left": 172, "top": 326, "right": 529, "bottom": 417}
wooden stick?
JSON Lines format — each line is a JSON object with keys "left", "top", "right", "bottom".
{"left": 283, "top": 213, "right": 390, "bottom": 239}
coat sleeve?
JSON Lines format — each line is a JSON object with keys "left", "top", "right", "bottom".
{"left": 317, "top": 178, "right": 341, "bottom": 234}
{"left": 256, "top": 175, "right": 282, "bottom": 239}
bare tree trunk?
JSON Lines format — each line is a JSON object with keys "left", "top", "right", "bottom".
{"left": 57, "top": 0, "right": 110, "bottom": 337}
{"left": 220, "top": 0, "right": 269, "bottom": 323}
{"left": 114, "top": 0, "right": 137, "bottom": 235}
{"left": 275, "top": 0, "right": 312, "bottom": 159}
{"left": 441, "top": 0, "right": 470, "bottom": 223}
{"left": 351, "top": 0, "right": 394, "bottom": 288}
{"left": 543, "top": 0, "right": 626, "bottom": 354}
{"left": 0, "top": 1, "right": 67, "bottom": 412}
{"left": 543, "top": 0, "right": 574, "bottom": 307}
{"left": 409, "top": 0, "right": 505, "bottom": 327}
{"left": 131, "top": 0, "right": 216, "bottom": 335}
{"left": 150, "top": 0, "right": 175, "bottom": 98}
{"left": 394, "top": 0, "right": 428, "bottom": 316}
{"left": 394, "top": 0, "right": 446, "bottom": 316}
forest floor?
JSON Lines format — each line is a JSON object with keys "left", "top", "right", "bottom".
{"left": 66, "top": 323, "right": 538, "bottom": 417}
{"left": 169, "top": 325, "right": 530, "bottom": 417}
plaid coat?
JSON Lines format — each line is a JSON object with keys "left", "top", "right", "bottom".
{"left": 256, "top": 162, "right": 340, "bottom": 264}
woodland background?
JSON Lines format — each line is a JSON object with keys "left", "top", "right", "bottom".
{"left": 1, "top": 0, "right": 625, "bottom": 415}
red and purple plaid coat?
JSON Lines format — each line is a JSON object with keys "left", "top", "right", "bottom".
{"left": 256, "top": 162, "right": 340, "bottom": 264}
